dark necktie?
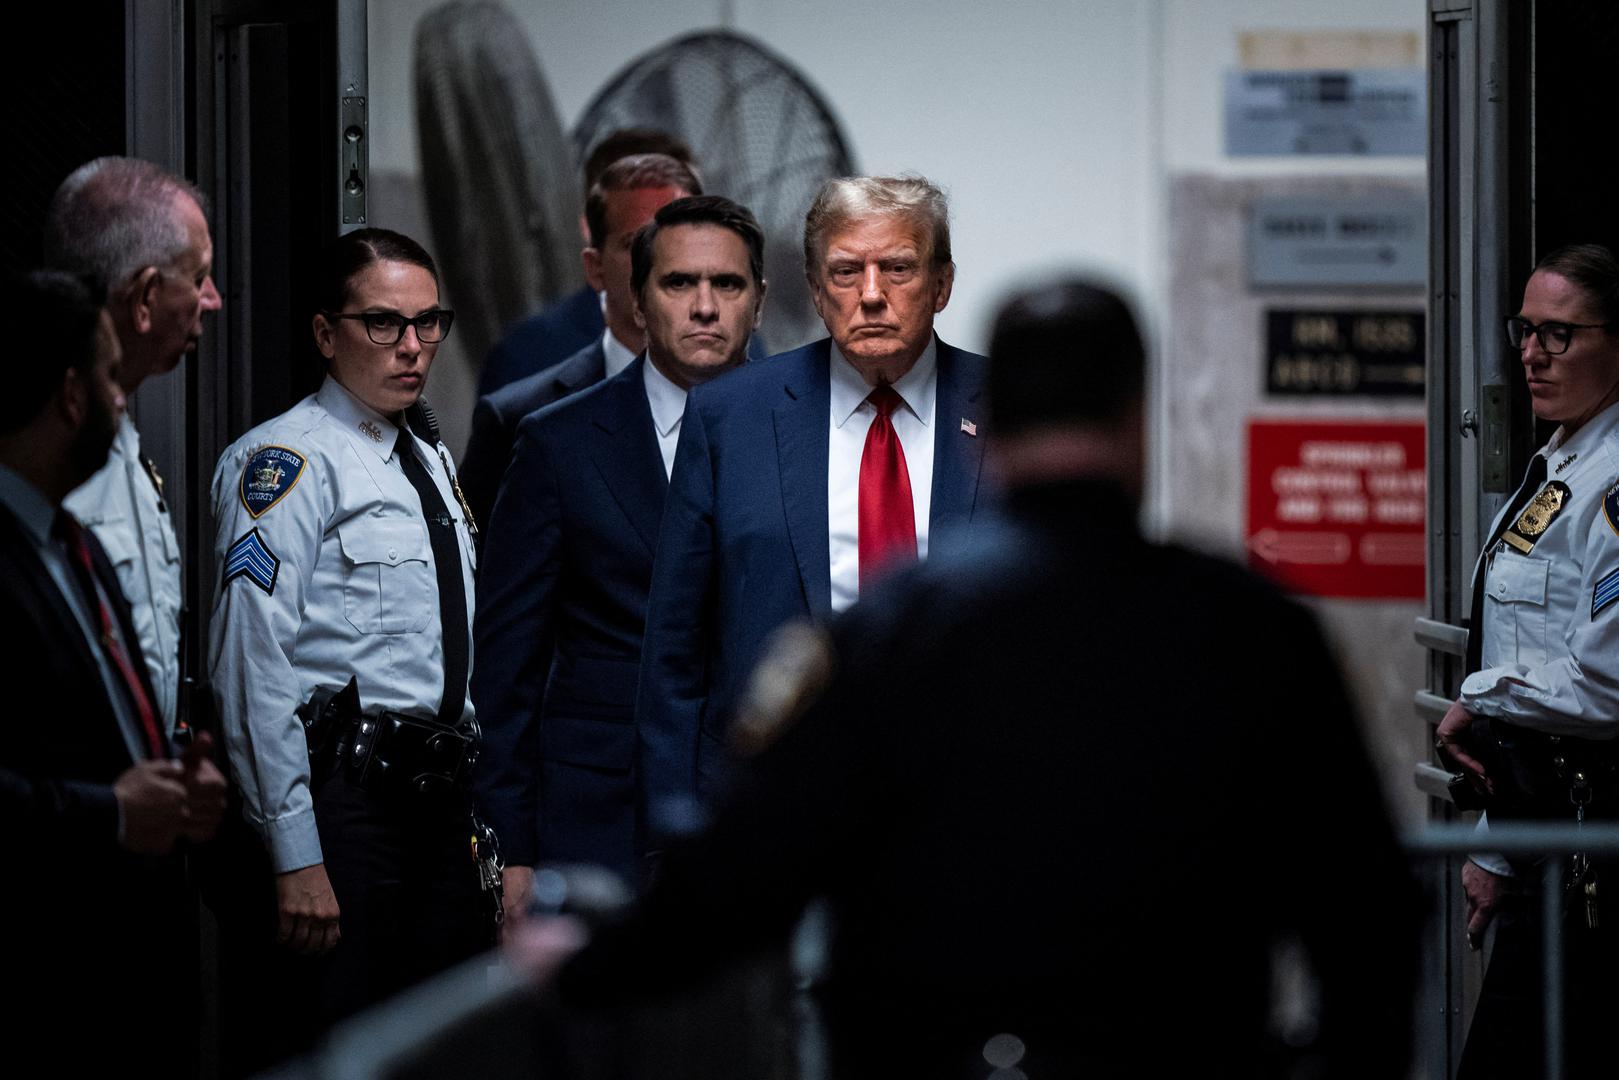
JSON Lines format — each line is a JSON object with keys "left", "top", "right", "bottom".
{"left": 1466, "top": 453, "right": 1548, "bottom": 673}
{"left": 54, "top": 511, "right": 166, "bottom": 760}
{"left": 858, "top": 385, "right": 917, "bottom": 594}
{"left": 395, "top": 429, "right": 470, "bottom": 727}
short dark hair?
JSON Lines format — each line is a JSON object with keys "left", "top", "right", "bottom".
{"left": 5, "top": 271, "right": 108, "bottom": 437}
{"left": 584, "top": 154, "right": 703, "bottom": 250}
{"left": 1535, "top": 243, "right": 1619, "bottom": 325}
{"left": 582, "top": 128, "right": 698, "bottom": 196}
{"left": 316, "top": 228, "right": 440, "bottom": 313}
{"left": 987, "top": 278, "right": 1145, "bottom": 435}
{"left": 630, "top": 195, "right": 767, "bottom": 301}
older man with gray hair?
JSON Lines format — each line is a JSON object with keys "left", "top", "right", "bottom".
{"left": 636, "top": 174, "right": 992, "bottom": 851}
{"left": 44, "top": 156, "right": 221, "bottom": 737}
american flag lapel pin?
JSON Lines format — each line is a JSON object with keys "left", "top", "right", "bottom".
{"left": 960, "top": 417, "right": 977, "bottom": 437}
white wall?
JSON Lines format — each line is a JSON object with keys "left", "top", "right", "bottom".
{"left": 368, "top": 0, "right": 1424, "bottom": 397}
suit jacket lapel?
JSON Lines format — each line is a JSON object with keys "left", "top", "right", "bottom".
{"left": 588, "top": 357, "right": 666, "bottom": 554}
{"left": 774, "top": 342, "right": 833, "bottom": 618}
{"left": 0, "top": 508, "right": 142, "bottom": 763}
{"left": 930, "top": 340, "right": 988, "bottom": 529}
{"left": 549, "top": 341, "right": 606, "bottom": 401}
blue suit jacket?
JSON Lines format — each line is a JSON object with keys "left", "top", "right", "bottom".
{"left": 460, "top": 339, "right": 606, "bottom": 538}
{"left": 479, "top": 284, "right": 604, "bottom": 397}
{"left": 471, "top": 356, "right": 666, "bottom": 878}
{"left": 636, "top": 336, "right": 990, "bottom": 841}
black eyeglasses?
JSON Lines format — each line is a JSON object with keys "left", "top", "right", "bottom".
{"left": 1504, "top": 315, "right": 1611, "bottom": 356}
{"left": 325, "top": 309, "right": 455, "bottom": 345}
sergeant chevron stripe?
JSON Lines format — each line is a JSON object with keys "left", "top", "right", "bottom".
{"left": 224, "top": 528, "right": 280, "bottom": 595}
{"left": 1593, "top": 566, "right": 1619, "bottom": 618}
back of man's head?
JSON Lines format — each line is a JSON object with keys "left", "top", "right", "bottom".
{"left": 582, "top": 128, "right": 698, "bottom": 197}
{"left": 988, "top": 279, "right": 1145, "bottom": 436}
{"left": 3, "top": 271, "right": 107, "bottom": 439}
{"left": 584, "top": 154, "right": 704, "bottom": 249}
{"left": 43, "top": 156, "right": 204, "bottom": 291}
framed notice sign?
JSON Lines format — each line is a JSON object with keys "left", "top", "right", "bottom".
{"left": 1266, "top": 309, "right": 1424, "bottom": 397}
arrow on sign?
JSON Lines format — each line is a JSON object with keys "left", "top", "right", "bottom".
{"left": 1247, "top": 528, "right": 1352, "bottom": 566}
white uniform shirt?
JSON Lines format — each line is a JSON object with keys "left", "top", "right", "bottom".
{"left": 63, "top": 414, "right": 183, "bottom": 733}
{"left": 827, "top": 336, "right": 937, "bottom": 613}
{"left": 1462, "top": 399, "right": 1619, "bottom": 736}
{"left": 208, "top": 377, "right": 478, "bottom": 872}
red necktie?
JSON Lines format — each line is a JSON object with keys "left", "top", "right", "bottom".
{"left": 56, "top": 512, "right": 166, "bottom": 760}
{"left": 858, "top": 385, "right": 917, "bottom": 593}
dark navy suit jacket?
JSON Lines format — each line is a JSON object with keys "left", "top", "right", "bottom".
{"left": 479, "top": 284, "right": 604, "bottom": 397}
{"left": 461, "top": 339, "right": 606, "bottom": 538}
{"left": 0, "top": 502, "right": 189, "bottom": 1062}
{"left": 635, "top": 336, "right": 990, "bottom": 842}
{"left": 471, "top": 357, "right": 667, "bottom": 879}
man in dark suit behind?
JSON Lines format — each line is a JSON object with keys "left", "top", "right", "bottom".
{"left": 636, "top": 175, "right": 991, "bottom": 846}
{"left": 459, "top": 149, "right": 702, "bottom": 534}
{"left": 0, "top": 271, "right": 225, "bottom": 1071}
{"left": 473, "top": 196, "right": 767, "bottom": 915}
{"left": 478, "top": 128, "right": 698, "bottom": 397}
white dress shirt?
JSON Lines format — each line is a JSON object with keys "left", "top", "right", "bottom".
{"left": 642, "top": 355, "right": 688, "bottom": 480}
{"left": 208, "top": 377, "right": 478, "bottom": 872}
{"left": 63, "top": 414, "right": 183, "bottom": 734}
{"left": 828, "top": 336, "right": 938, "bottom": 613}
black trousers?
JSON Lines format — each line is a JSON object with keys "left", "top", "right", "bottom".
{"left": 309, "top": 764, "right": 493, "bottom": 1025}
{"left": 1457, "top": 864, "right": 1619, "bottom": 1080}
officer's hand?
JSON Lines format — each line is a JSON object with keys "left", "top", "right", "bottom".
{"left": 1436, "top": 699, "right": 1493, "bottom": 795}
{"left": 1463, "top": 859, "right": 1510, "bottom": 949}
{"left": 502, "top": 865, "right": 536, "bottom": 937}
{"left": 275, "top": 863, "right": 342, "bottom": 955}
{"left": 113, "top": 759, "right": 189, "bottom": 855}
{"left": 178, "top": 732, "right": 229, "bottom": 842}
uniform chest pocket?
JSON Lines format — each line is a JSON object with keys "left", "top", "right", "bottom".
{"left": 337, "top": 520, "right": 434, "bottom": 634}
{"left": 1485, "top": 553, "right": 1550, "bottom": 667}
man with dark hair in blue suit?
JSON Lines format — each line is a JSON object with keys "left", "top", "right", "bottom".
{"left": 459, "top": 152, "right": 703, "bottom": 536}
{"left": 473, "top": 195, "right": 767, "bottom": 917}
{"left": 478, "top": 128, "right": 698, "bottom": 397}
{"left": 636, "top": 175, "right": 991, "bottom": 851}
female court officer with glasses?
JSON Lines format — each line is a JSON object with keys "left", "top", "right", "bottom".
{"left": 208, "top": 228, "right": 493, "bottom": 1034}
{"left": 1437, "top": 243, "right": 1619, "bottom": 1080}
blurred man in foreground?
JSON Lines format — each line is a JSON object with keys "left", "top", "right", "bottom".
{"left": 518, "top": 277, "right": 1418, "bottom": 1079}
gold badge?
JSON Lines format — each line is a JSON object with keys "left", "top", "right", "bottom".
{"left": 731, "top": 621, "right": 835, "bottom": 757}
{"left": 1504, "top": 480, "right": 1571, "bottom": 553}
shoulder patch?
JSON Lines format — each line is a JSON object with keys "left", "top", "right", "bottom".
{"left": 1595, "top": 567, "right": 1619, "bottom": 618}
{"left": 1605, "top": 481, "right": 1619, "bottom": 537}
{"left": 239, "top": 446, "right": 306, "bottom": 518}
{"left": 731, "top": 621, "right": 835, "bottom": 757}
{"left": 223, "top": 528, "right": 280, "bottom": 595}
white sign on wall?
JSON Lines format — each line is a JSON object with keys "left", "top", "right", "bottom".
{"left": 1225, "top": 69, "right": 1426, "bottom": 156}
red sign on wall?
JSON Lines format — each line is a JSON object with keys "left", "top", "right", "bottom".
{"left": 1246, "top": 419, "right": 1425, "bottom": 600}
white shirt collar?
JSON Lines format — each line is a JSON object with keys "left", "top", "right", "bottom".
{"left": 113, "top": 412, "right": 140, "bottom": 457}
{"left": 317, "top": 376, "right": 400, "bottom": 461}
{"left": 1546, "top": 398, "right": 1619, "bottom": 460}
{"left": 603, "top": 328, "right": 637, "bottom": 380}
{"left": 829, "top": 334, "right": 938, "bottom": 430}
{"left": 642, "top": 354, "right": 689, "bottom": 438}
{"left": 0, "top": 462, "right": 56, "bottom": 546}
